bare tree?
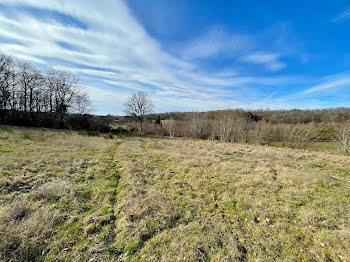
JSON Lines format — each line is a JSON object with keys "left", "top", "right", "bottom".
{"left": 0, "top": 54, "right": 14, "bottom": 110}
{"left": 73, "top": 92, "right": 92, "bottom": 115}
{"left": 216, "top": 110, "right": 234, "bottom": 142}
{"left": 124, "top": 91, "right": 153, "bottom": 133}
{"left": 338, "top": 125, "right": 350, "bottom": 154}
{"left": 232, "top": 114, "right": 251, "bottom": 143}
{"left": 46, "top": 70, "right": 81, "bottom": 125}
{"left": 215, "top": 110, "right": 251, "bottom": 143}
{"left": 281, "top": 123, "right": 316, "bottom": 149}
{"left": 250, "top": 121, "right": 273, "bottom": 145}
{"left": 0, "top": 52, "right": 93, "bottom": 129}
{"left": 17, "top": 62, "right": 37, "bottom": 113}
{"left": 188, "top": 112, "right": 208, "bottom": 139}
{"left": 163, "top": 117, "right": 176, "bottom": 137}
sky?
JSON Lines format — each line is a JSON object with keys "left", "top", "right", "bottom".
{"left": 0, "top": 0, "right": 350, "bottom": 115}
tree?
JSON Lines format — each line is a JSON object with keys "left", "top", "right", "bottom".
{"left": 338, "top": 125, "right": 350, "bottom": 154}
{"left": 73, "top": 92, "right": 92, "bottom": 115}
{"left": 17, "top": 62, "right": 38, "bottom": 113}
{"left": 0, "top": 52, "right": 93, "bottom": 129}
{"left": 163, "top": 118, "right": 176, "bottom": 137}
{"left": 124, "top": 91, "right": 153, "bottom": 133}
{"left": 281, "top": 123, "right": 316, "bottom": 149}
{"left": 46, "top": 70, "right": 81, "bottom": 126}
{"left": 188, "top": 112, "right": 208, "bottom": 139}
{"left": 0, "top": 54, "right": 14, "bottom": 111}
{"left": 216, "top": 110, "right": 234, "bottom": 142}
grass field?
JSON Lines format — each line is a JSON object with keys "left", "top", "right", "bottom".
{"left": 1, "top": 126, "right": 350, "bottom": 261}
{"left": 269, "top": 141, "right": 339, "bottom": 151}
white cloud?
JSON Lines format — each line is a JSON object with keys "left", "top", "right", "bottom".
{"left": 84, "top": 85, "right": 127, "bottom": 115}
{"left": 241, "top": 52, "right": 286, "bottom": 72}
{"left": 103, "top": 80, "right": 141, "bottom": 91}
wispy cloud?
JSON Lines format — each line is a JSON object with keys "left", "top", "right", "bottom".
{"left": 179, "top": 26, "right": 251, "bottom": 60}
{"left": 179, "top": 26, "right": 286, "bottom": 72}
{"left": 0, "top": 0, "right": 335, "bottom": 114}
{"left": 241, "top": 52, "right": 286, "bottom": 72}
{"left": 332, "top": 7, "right": 350, "bottom": 23}
{"left": 303, "top": 74, "right": 350, "bottom": 94}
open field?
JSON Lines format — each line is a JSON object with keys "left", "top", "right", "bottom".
{"left": 1, "top": 127, "right": 350, "bottom": 261}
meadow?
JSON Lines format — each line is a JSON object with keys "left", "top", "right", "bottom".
{"left": 0, "top": 126, "right": 349, "bottom": 261}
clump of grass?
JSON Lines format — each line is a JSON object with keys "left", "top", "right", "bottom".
{"left": 27, "top": 181, "right": 72, "bottom": 202}
{"left": 0, "top": 201, "right": 62, "bottom": 262}
{"left": 64, "top": 129, "right": 72, "bottom": 135}
{"left": 2, "top": 201, "right": 33, "bottom": 221}
{"left": 21, "top": 131, "right": 33, "bottom": 140}
{"left": 78, "top": 130, "right": 100, "bottom": 137}
{"left": 103, "top": 132, "right": 114, "bottom": 139}
{"left": 0, "top": 125, "right": 13, "bottom": 133}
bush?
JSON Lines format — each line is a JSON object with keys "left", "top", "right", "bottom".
{"left": 143, "top": 122, "right": 167, "bottom": 136}
{"left": 129, "top": 127, "right": 138, "bottom": 133}
{"left": 111, "top": 127, "right": 129, "bottom": 134}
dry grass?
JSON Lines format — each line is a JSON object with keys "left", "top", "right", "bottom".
{"left": 1, "top": 127, "right": 350, "bottom": 261}
{"left": 0, "top": 127, "right": 120, "bottom": 261}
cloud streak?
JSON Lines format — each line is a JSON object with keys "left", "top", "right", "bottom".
{"left": 332, "top": 7, "right": 350, "bottom": 23}
{"left": 241, "top": 52, "right": 286, "bottom": 72}
{"left": 303, "top": 74, "right": 350, "bottom": 94}
{"left": 0, "top": 0, "right": 344, "bottom": 114}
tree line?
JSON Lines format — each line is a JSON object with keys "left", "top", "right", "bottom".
{"left": 120, "top": 92, "right": 350, "bottom": 153}
{"left": 132, "top": 109, "right": 349, "bottom": 152}
{"left": 0, "top": 53, "right": 93, "bottom": 129}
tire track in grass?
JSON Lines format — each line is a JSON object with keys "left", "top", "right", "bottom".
{"left": 46, "top": 141, "right": 125, "bottom": 261}
{"left": 113, "top": 139, "right": 205, "bottom": 259}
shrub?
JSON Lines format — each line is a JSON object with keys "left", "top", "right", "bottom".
{"left": 111, "top": 127, "right": 129, "bottom": 134}
{"left": 129, "top": 127, "right": 138, "bottom": 133}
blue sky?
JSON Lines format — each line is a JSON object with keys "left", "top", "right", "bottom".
{"left": 1, "top": 0, "right": 350, "bottom": 115}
